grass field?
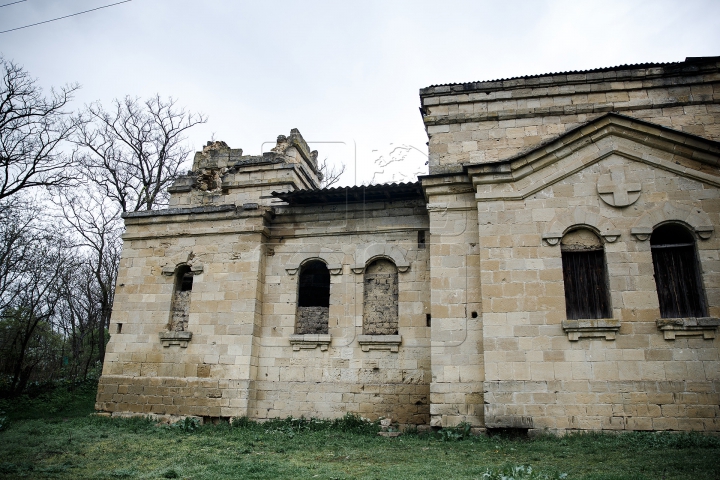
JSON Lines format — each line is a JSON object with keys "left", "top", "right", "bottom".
{"left": 0, "top": 383, "right": 718, "bottom": 479}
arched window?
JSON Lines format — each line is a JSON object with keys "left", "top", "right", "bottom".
{"left": 170, "top": 265, "right": 193, "bottom": 331}
{"left": 561, "top": 229, "right": 611, "bottom": 319}
{"left": 296, "top": 260, "right": 330, "bottom": 334}
{"left": 363, "top": 259, "right": 399, "bottom": 335}
{"left": 651, "top": 223, "right": 707, "bottom": 318}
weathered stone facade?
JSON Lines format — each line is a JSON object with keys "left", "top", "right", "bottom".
{"left": 98, "top": 56, "right": 720, "bottom": 433}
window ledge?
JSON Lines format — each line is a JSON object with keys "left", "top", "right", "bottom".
{"left": 159, "top": 331, "right": 193, "bottom": 348}
{"left": 656, "top": 317, "right": 720, "bottom": 340}
{"left": 358, "top": 335, "right": 402, "bottom": 352}
{"left": 561, "top": 319, "right": 620, "bottom": 341}
{"left": 289, "top": 334, "right": 332, "bottom": 351}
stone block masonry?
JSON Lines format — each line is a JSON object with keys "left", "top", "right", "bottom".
{"left": 98, "top": 57, "right": 720, "bottom": 433}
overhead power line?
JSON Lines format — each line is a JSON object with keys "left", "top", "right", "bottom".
{"left": 0, "top": 0, "right": 27, "bottom": 8}
{"left": 0, "top": 0, "right": 132, "bottom": 34}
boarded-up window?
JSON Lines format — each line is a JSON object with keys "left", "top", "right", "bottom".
{"left": 651, "top": 224, "right": 707, "bottom": 318}
{"left": 296, "top": 260, "right": 330, "bottom": 334}
{"left": 170, "top": 265, "right": 193, "bottom": 331}
{"left": 363, "top": 259, "right": 399, "bottom": 335}
{"left": 561, "top": 229, "right": 611, "bottom": 320}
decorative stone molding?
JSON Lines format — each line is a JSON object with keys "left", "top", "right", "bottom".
{"left": 543, "top": 207, "right": 620, "bottom": 246}
{"left": 596, "top": 166, "right": 642, "bottom": 207}
{"left": 159, "top": 331, "right": 193, "bottom": 347}
{"left": 656, "top": 317, "right": 720, "bottom": 340}
{"left": 162, "top": 262, "right": 204, "bottom": 276}
{"left": 561, "top": 319, "right": 621, "bottom": 341}
{"left": 631, "top": 202, "right": 714, "bottom": 241}
{"left": 352, "top": 244, "right": 410, "bottom": 273}
{"left": 358, "top": 334, "right": 402, "bottom": 352}
{"left": 289, "top": 334, "right": 332, "bottom": 351}
{"left": 285, "top": 248, "right": 343, "bottom": 275}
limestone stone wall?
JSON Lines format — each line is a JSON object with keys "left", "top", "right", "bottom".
{"left": 421, "top": 58, "right": 720, "bottom": 173}
{"left": 98, "top": 196, "right": 433, "bottom": 424}
{"left": 470, "top": 127, "right": 720, "bottom": 432}
{"left": 250, "top": 198, "right": 432, "bottom": 423}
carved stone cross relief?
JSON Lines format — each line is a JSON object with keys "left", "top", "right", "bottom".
{"left": 597, "top": 167, "right": 641, "bottom": 207}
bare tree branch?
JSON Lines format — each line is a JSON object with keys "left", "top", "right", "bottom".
{"left": 0, "top": 56, "right": 80, "bottom": 201}
{"left": 317, "top": 155, "right": 345, "bottom": 188}
{"left": 73, "top": 95, "right": 207, "bottom": 212}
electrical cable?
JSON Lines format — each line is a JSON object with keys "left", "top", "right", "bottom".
{"left": 0, "top": 1, "right": 27, "bottom": 8}
{"left": 0, "top": 0, "right": 132, "bottom": 34}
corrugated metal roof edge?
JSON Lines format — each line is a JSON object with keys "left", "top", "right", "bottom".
{"left": 420, "top": 56, "right": 720, "bottom": 92}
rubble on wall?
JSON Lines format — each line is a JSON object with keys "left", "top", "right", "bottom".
{"left": 170, "top": 291, "right": 191, "bottom": 331}
{"left": 363, "top": 259, "right": 399, "bottom": 335}
{"left": 296, "top": 306, "right": 329, "bottom": 334}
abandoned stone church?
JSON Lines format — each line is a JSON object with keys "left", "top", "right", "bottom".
{"left": 96, "top": 57, "right": 720, "bottom": 433}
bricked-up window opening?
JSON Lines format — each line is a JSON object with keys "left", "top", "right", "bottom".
{"left": 561, "top": 229, "right": 611, "bottom": 320}
{"left": 363, "top": 259, "right": 399, "bottom": 335}
{"left": 296, "top": 260, "right": 330, "bottom": 334}
{"left": 651, "top": 224, "right": 707, "bottom": 318}
{"left": 169, "top": 265, "right": 193, "bottom": 332}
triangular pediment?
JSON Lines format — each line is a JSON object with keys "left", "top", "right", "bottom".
{"left": 466, "top": 113, "right": 720, "bottom": 201}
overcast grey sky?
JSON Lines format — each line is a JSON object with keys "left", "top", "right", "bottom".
{"left": 1, "top": 0, "right": 719, "bottom": 186}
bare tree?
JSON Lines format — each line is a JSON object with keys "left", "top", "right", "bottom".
{"left": 318, "top": 155, "right": 345, "bottom": 188}
{"left": 0, "top": 56, "right": 80, "bottom": 201}
{"left": 55, "top": 188, "right": 121, "bottom": 368}
{"left": 0, "top": 198, "right": 71, "bottom": 395}
{"left": 73, "top": 95, "right": 207, "bottom": 212}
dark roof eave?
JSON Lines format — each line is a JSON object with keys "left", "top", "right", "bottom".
{"left": 271, "top": 182, "right": 424, "bottom": 206}
{"left": 420, "top": 56, "right": 720, "bottom": 96}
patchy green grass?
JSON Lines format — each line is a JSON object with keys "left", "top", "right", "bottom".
{"left": 0, "top": 386, "right": 718, "bottom": 479}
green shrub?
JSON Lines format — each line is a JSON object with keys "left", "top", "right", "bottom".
{"left": 174, "top": 416, "right": 201, "bottom": 433}
{"left": 439, "top": 421, "right": 472, "bottom": 441}
{"left": 482, "top": 464, "right": 567, "bottom": 480}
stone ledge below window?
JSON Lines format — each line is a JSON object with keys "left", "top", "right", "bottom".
{"left": 561, "top": 319, "right": 620, "bottom": 341}
{"left": 159, "top": 331, "right": 193, "bottom": 348}
{"left": 656, "top": 317, "right": 720, "bottom": 340}
{"left": 289, "top": 334, "right": 332, "bottom": 351}
{"left": 358, "top": 335, "right": 402, "bottom": 352}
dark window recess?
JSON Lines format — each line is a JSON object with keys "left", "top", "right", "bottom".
{"left": 298, "top": 261, "right": 330, "bottom": 307}
{"left": 651, "top": 224, "right": 707, "bottom": 318}
{"left": 561, "top": 247, "right": 611, "bottom": 320}
{"left": 426, "top": 313, "right": 431, "bottom": 327}
{"left": 471, "top": 311, "right": 478, "bottom": 318}
{"left": 116, "top": 323, "right": 123, "bottom": 334}
{"left": 180, "top": 272, "right": 194, "bottom": 291}
{"left": 418, "top": 230, "right": 426, "bottom": 249}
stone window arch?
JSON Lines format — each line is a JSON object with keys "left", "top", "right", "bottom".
{"left": 363, "top": 258, "right": 399, "bottom": 335}
{"left": 296, "top": 260, "right": 330, "bottom": 334}
{"left": 169, "top": 265, "right": 193, "bottom": 332}
{"left": 651, "top": 223, "right": 707, "bottom": 318}
{"left": 561, "top": 228, "right": 611, "bottom": 320}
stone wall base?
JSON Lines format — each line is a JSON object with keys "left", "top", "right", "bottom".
{"left": 96, "top": 375, "right": 430, "bottom": 425}
{"left": 250, "top": 380, "right": 429, "bottom": 424}
{"left": 485, "top": 380, "right": 720, "bottom": 432}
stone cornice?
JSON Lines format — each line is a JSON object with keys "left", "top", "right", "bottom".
{"left": 422, "top": 98, "right": 720, "bottom": 126}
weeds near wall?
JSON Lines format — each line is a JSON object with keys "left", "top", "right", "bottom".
{"left": 481, "top": 464, "right": 567, "bottom": 480}
{"left": 231, "top": 413, "right": 380, "bottom": 437}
